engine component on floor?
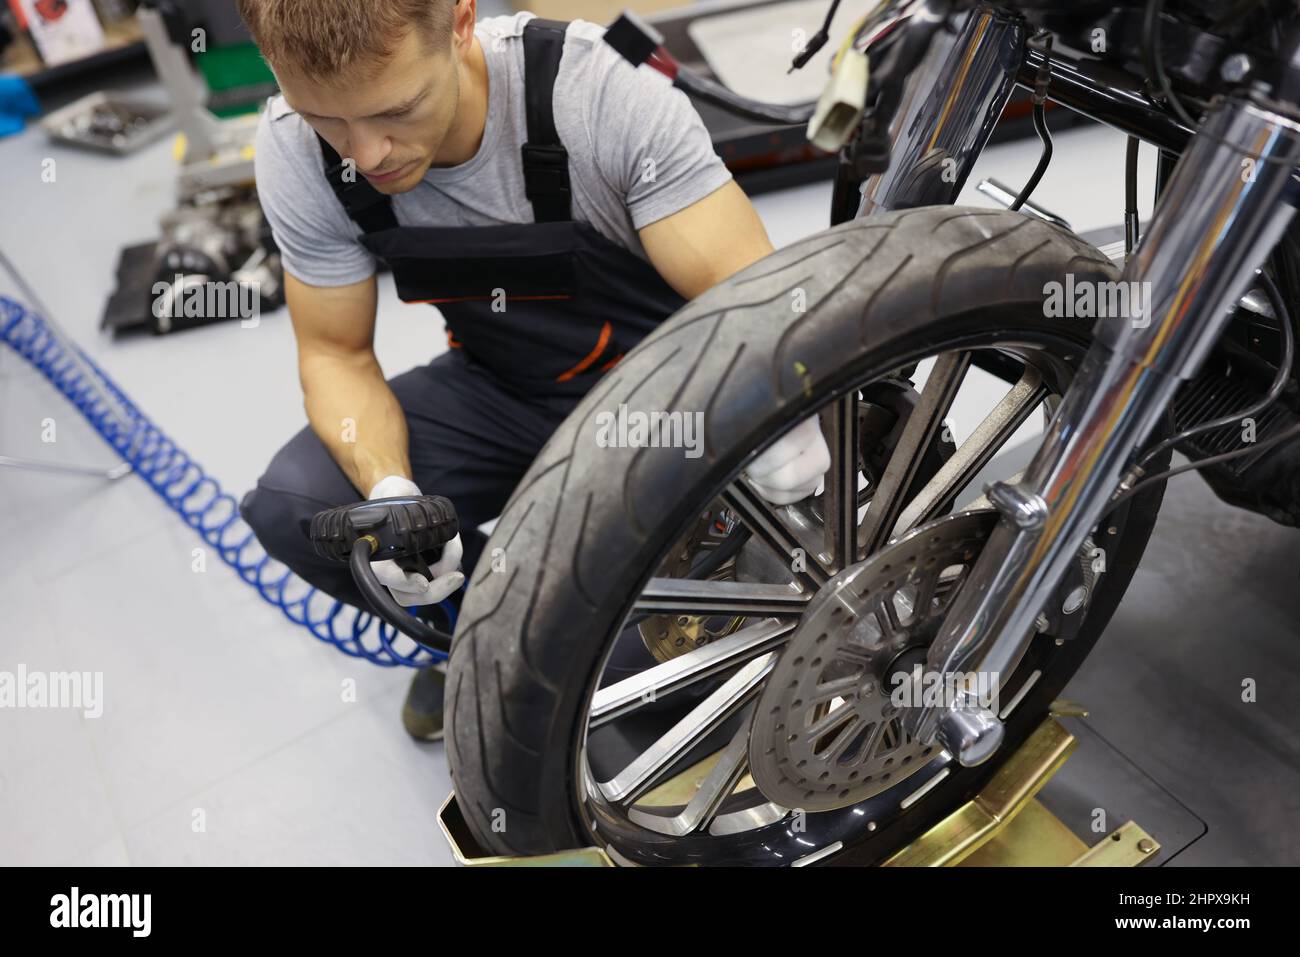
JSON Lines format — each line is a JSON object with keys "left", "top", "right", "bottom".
{"left": 103, "top": 185, "right": 284, "bottom": 336}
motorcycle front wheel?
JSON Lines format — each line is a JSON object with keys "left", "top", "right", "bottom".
{"left": 445, "top": 207, "right": 1170, "bottom": 865}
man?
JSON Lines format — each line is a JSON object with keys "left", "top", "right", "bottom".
{"left": 237, "top": 0, "right": 830, "bottom": 740}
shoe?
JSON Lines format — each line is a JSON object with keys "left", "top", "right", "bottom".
{"left": 401, "top": 664, "right": 446, "bottom": 741}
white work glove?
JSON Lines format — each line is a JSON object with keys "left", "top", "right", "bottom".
{"left": 366, "top": 475, "right": 464, "bottom": 605}
{"left": 744, "top": 416, "right": 832, "bottom": 505}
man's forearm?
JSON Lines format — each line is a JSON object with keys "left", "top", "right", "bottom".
{"left": 299, "top": 352, "right": 412, "bottom": 496}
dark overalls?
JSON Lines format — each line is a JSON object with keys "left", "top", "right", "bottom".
{"left": 239, "top": 19, "right": 687, "bottom": 628}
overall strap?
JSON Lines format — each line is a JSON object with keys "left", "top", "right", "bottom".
{"left": 316, "top": 134, "right": 400, "bottom": 234}
{"left": 521, "top": 17, "right": 573, "bottom": 223}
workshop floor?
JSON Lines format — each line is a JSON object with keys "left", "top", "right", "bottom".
{"left": 3, "top": 29, "right": 1297, "bottom": 865}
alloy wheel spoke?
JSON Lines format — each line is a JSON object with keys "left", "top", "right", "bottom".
{"left": 860, "top": 351, "right": 972, "bottom": 557}
{"left": 820, "top": 392, "right": 861, "bottom": 573}
{"left": 633, "top": 577, "right": 811, "bottom": 617}
{"left": 721, "top": 480, "right": 831, "bottom": 588}
{"left": 627, "top": 715, "right": 753, "bottom": 837}
{"left": 893, "top": 366, "right": 1046, "bottom": 536}
{"left": 597, "top": 653, "right": 776, "bottom": 804}
{"left": 590, "top": 619, "right": 793, "bottom": 727}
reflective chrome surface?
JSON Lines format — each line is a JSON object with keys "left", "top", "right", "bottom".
{"left": 907, "top": 91, "right": 1300, "bottom": 757}
{"left": 859, "top": 4, "right": 1027, "bottom": 216}
{"left": 933, "top": 695, "right": 1005, "bottom": 766}
{"left": 976, "top": 178, "right": 1072, "bottom": 230}
{"left": 590, "top": 618, "right": 793, "bottom": 727}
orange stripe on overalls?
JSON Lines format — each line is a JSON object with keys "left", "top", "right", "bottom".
{"left": 556, "top": 321, "right": 612, "bottom": 382}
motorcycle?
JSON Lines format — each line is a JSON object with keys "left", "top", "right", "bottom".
{"left": 329, "top": 0, "right": 1300, "bottom": 865}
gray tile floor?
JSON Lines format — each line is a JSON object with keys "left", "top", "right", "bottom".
{"left": 3, "top": 45, "right": 1294, "bottom": 865}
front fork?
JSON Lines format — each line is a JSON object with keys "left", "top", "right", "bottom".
{"left": 862, "top": 8, "right": 1300, "bottom": 764}
{"left": 859, "top": 3, "right": 1027, "bottom": 214}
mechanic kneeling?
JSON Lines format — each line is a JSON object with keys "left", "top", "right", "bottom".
{"left": 237, "top": 0, "right": 830, "bottom": 739}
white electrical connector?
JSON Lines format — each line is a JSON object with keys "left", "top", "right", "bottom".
{"left": 806, "top": 48, "right": 871, "bottom": 153}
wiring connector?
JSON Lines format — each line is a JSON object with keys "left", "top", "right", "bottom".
{"left": 604, "top": 11, "right": 664, "bottom": 67}
{"left": 807, "top": 47, "right": 870, "bottom": 152}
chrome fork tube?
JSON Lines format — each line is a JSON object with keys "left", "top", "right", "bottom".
{"left": 906, "top": 91, "right": 1300, "bottom": 764}
{"left": 859, "top": 3, "right": 1027, "bottom": 216}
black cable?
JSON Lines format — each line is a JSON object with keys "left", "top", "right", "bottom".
{"left": 349, "top": 538, "right": 452, "bottom": 653}
{"left": 1136, "top": 271, "right": 1294, "bottom": 470}
{"left": 1112, "top": 418, "right": 1300, "bottom": 511}
{"left": 848, "top": 0, "right": 897, "bottom": 52}
{"left": 1143, "top": 0, "right": 1300, "bottom": 164}
{"left": 691, "top": 524, "right": 753, "bottom": 581}
{"left": 788, "top": 0, "right": 844, "bottom": 73}
{"left": 1124, "top": 136, "right": 1141, "bottom": 257}
{"left": 604, "top": 12, "right": 816, "bottom": 125}
{"left": 1110, "top": 271, "right": 1300, "bottom": 510}
{"left": 670, "top": 68, "right": 816, "bottom": 125}
{"left": 1011, "top": 33, "right": 1054, "bottom": 212}
{"left": 1011, "top": 103, "right": 1053, "bottom": 211}
{"left": 1144, "top": 0, "right": 1202, "bottom": 130}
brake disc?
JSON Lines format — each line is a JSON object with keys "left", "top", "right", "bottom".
{"left": 748, "top": 510, "right": 999, "bottom": 812}
{"left": 639, "top": 507, "right": 746, "bottom": 662}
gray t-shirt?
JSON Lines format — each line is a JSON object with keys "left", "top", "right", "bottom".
{"left": 254, "top": 12, "right": 734, "bottom": 287}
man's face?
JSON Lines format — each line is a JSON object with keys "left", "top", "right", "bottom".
{"left": 276, "top": 17, "right": 471, "bottom": 194}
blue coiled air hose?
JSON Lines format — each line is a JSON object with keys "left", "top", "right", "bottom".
{"left": 0, "top": 295, "right": 452, "bottom": 667}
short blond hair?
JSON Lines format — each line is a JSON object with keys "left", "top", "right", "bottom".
{"left": 237, "top": 0, "right": 457, "bottom": 82}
